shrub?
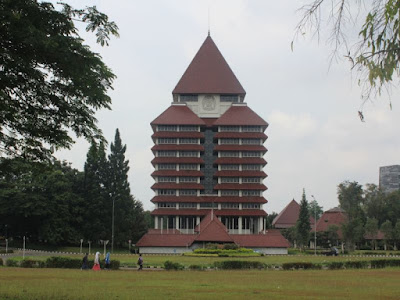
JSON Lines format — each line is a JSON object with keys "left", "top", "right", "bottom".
{"left": 205, "top": 243, "right": 219, "bottom": 250}
{"left": 164, "top": 260, "right": 184, "bottom": 270}
{"left": 223, "top": 244, "right": 238, "bottom": 250}
{"left": 6, "top": 259, "right": 18, "bottom": 267}
{"left": 218, "top": 253, "right": 229, "bottom": 257}
{"left": 385, "top": 259, "right": 400, "bottom": 267}
{"left": 0, "top": 250, "right": 14, "bottom": 254}
{"left": 20, "top": 259, "right": 42, "bottom": 268}
{"left": 45, "top": 257, "right": 82, "bottom": 269}
{"left": 327, "top": 262, "right": 344, "bottom": 270}
{"left": 189, "top": 264, "right": 203, "bottom": 270}
{"left": 0, "top": 258, "right": 3, "bottom": 266}
{"left": 213, "top": 260, "right": 265, "bottom": 270}
{"left": 344, "top": 261, "right": 368, "bottom": 269}
{"left": 370, "top": 260, "right": 386, "bottom": 269}
{"left": 282, "top": 262, "right": 314, "bottom": 270}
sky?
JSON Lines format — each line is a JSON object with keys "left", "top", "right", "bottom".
{"left": 55, "top": 0, "right": 400, "bottom": 214}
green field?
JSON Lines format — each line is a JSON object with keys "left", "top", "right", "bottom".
{"left": 1, "top": 267, "right": 400, "bottom": 299}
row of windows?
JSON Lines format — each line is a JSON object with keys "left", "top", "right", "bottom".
{"left": 158, "top": 125, "right": 199, "bottom": 132}
{"left": 158, "top": 164, "right": 199, "bottom": 170}
{"left": 221, "top": 190, "right": 262, "bottom": 196}
{"left": 158, "top": 138, "right": 199, "bottom": 144}
{"left": 220, "top": 177, "right": 261, "bottom": 183}
{"left": 158, "top": 176, "right": 198, "bottom": 183}
{"left": 220, "top": 138, "right": 261, "bottom": 145}
{"left": 219, "top": 126, "right": 262, "bottom": 132}
{"left": 220, "top": 164, "right": 261, "bottom": 171}
{"left": 158, "top": 202, "right": 261, "bottom": 209}
{"left": 158, "top": 151, "right": 199, "bottom": 157}
{"left": 158, "top": 189, "right": 198, "bottom": 196}
{"left": 219, "top": 151, "right": 262, "bottom": 158}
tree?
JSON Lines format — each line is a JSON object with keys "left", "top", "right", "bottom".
{"left": 294, "top": 0, "right": 400, "bottom": 110}
{"left": 0, "top": 0, "right": 118, "bottom": 160}
{"left": 380, "top": 220, "right": 393, "bottom": 251}
{"left": 393, "top": 219, "right": 400, "bottom": 250}
{"left": 363, "top": 184, "right": 386, "bottom": 225}
{"left": 296, "top": 189, "right": 311, "bottom": 249}
{"left": 266, "top": 212, "right": 278, "bottom": 229}
{"left": 308, "top": 199, "right": 323, "bottom": 221}
{"left": 364, "top": 218, "right": 379, "bottom": 250}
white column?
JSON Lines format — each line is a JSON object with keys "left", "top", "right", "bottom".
{"left": 175, "top": 216, "right": 179, "bottom": 230}
{"left": 154, "top": 216, "right": 158, "bottom": 229}
{"left": 196, "top": 216, "right": 200, "bottom": 226}
{"left": 239, "top": 217, "right": 243, "bottom": 234}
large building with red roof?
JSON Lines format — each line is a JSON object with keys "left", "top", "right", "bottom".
{"left": 136, "top": 34, "right": 289, "bottom": 254}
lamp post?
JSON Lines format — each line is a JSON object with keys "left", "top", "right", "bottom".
{"left": 80, "top": 239, "right": 83, "bottom": 254}
{"left": 23, "top": 236, "right": 26, "bottom": 259}
{"left": 128, "top": 240, "right": 131, "bottom": 253}
{"left": 111, "top": 193, "right": 115, "bottom": 254}
{"left": 311, "top": 195, "right": 317, "bottom": 256}
{"left": 88, "top": 241, "right": 91, "bottom": 255}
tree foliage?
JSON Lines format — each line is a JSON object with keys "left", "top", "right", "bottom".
{"left": 0, "top": 0, "right": 118, "bottom": 160}
{"left": 308, "top": 199, "right": 323, "bottom": 221}
{"left": 296, "top": 189, "right": 311, "bottom": 249}
{"left": 294, "top": 0, "right": 400, "bottom": 109}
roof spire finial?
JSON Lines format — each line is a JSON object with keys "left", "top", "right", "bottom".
{"left": 208, "top": 6, "right": 211, "bottom": 36}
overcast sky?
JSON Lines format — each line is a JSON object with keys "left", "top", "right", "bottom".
{"left": 55, "top": 0, "right": 400, "bottom": 214}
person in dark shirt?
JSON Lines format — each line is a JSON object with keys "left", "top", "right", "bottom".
{"left": 81, "top": 253, "right": 89, "bottom": 270}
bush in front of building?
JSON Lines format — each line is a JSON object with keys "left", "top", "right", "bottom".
{"left": 0, "top": 258, "right": 3, "bottom": 266}
{"left": 282, "top": 262, "right": 314, "bottom": 270}
{"left": 45, "top": 257, "right": 82, "bottom": 269}
{"left": 164, "top": 260, "right": 184, "bottom": 270}
{"left": 6, "top": 259, "right": 18, "bottom": 267}
{"left": 188, "top": 264, "right": 204, "bottom": 270}
{"left": 344, "top": 261, "right": 368, "bottom": 269}
{"left": 193, "top": 248, "right": 254, "bottom": 255}
{"left": 213, "top": 260, "right": 265, "bottom": 269}
{"left": 327, "top": 262, "right": 344, "bottom": 270}
{"left": 20, "top": 259, "right": 45, "bottom": 268}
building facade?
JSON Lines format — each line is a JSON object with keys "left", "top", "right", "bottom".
{"left": 379, "top": 165, "right": 400, "bottom": 194}
{"left": 137, "top": 34, "right": 289, "bottom": 254}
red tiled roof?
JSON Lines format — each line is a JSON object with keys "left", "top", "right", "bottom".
{"left": 195, "top": 212, "right": 233, "bottom": 242}
{"left": 151, "top": 170, "right": 203, "bottom": 177}
{"left": 150, "top": 196, "right": 268, "bottom": 204}
{"left": 151, "top": 105, "right": 206, "bottom": 125}
{"left": 214, "top": 105, "right": 268, "bottom": 126}
{"left": 172, "top": 36, "right": 245, "bottom": 95}
{"left": 214, "top": 183, "right": 267, "bottom": 190}
{"left": 214, "top": 132, "right": 268, "bottom": 139}
{"left": 151, "top": 157, "right": 204, "bottom": 165}
{"left": 216, "top": 209, "right": 267, "bottom": 217}
{"left": 151, "top": 208, "right": 266, "bottom": 217}
{"left": 215, "top": 145, "right": 267, "bottom": 152}
{"left": 364, "top": 230, "right": 386, "bottom": 240}
{"left": 136, "top": 233, "right": 196, "bottom": 247}
{"left": 214, "top": 171, "right": 267, "bottom": 178}
{"left": 214, "top": 158, "right": 267, "bottom": 165}
{"left": 316, "top": 208, "right": 348, "bottom": 238}
{"left": 152, "top": 144, "right": 204, "bottom": 151}
{"left": 151, "top": 183, "right": 204, "bottom": 190}
{"left": 152, "top": 132, "right": 204, "bottom": 139}
{"left": 272, "top": 199, "right": 315, "bottom": 229}
{"left": 232, "top": 230, "right": 290, "bottom": 248}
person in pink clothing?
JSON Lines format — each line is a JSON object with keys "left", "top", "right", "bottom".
{"left": 92, "top": 252, "right": 101, "bottom": 271}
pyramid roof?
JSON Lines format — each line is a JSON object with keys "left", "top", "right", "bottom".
{"left": 151, "top": 105, "right": 205, "bottom": 126}
{"left": 172, "top": 35, "right": 245, "bottom": 95}
{"left": 272, "top": 199, "right": 315, "bottom": 229}
{"left": 213, "top": 105, "right": 268, "bottom": 126}
{"left": 195, "top": 211, "right": 233, "bottom": 242}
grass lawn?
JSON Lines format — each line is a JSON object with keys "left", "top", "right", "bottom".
{"left": 1, "top": 267, "right": 400, "bottom": 299}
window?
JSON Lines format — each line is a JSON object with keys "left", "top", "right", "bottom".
{"left": 158, "top": 177, "right": 176, "bottom": 183}
{"left": 179, "top": 189, "right": 197, "bottom": 196}
{"left": 242, "top": 164, "right": 260, "bottom": 171}
{"left": 179, "top": 216, "right": 196, "bottom": 229}
{"left": 180, "top": 94, "right": 198, "bottom": 102}
{"left": 158, "top": 151, "right": 177, "bottom": 157}
{"left": 242, "top": 177, "right": 260, "bottom": 183}
{"left": 179, "top": 138, "right": 198, "bottom": 144}
{"left": 180, "top": 164, "right": 198, "bottom": 170}
{"left": 179, "top": 177, "right": 198, "bottom": 183}
{"left": 221, "top": 190, "right": 239, "bottom": 196}
{"left": 221, "top": 164, "right": 239, "bottom": 170}
{"left": 220, "top": 95, "right": 239, "bottom": 102}
{"left": 242, "top": 126, "right": 261, "bottom": 132}
{"left": 180, "top": 151, "right": 198, "bottom": 157}
{"left": 180, "top": 125, "right": 198, "bottom": 132}
{"left": 200, "top": 203, "right": 218, "bottom": 208}
{"left": 158, "top": 138, "right": 177, "bottom": 144}
{"left": 220, "top": 138, "right": 239, "bottom": 145}
{"left": 159, "top": 202, "right": 176, "bottom": 208}
{"left": 158, "top": 164, "right": 176, "bottom": 170}
{"left": 179, "top": 203, "right": 197, "bottom": 208}
{"left": 242, "top": 190, "right": 261, "bottom": 196}
{"left": 221, "top": 203, "right": 239, "bottom": 209}
{"left": 242, "top": 203, "right": 260, "bottom": 209}
{"left": 220, "top": 126, "right": 240, "bottom": 132}
{"left": 158, "top": 125, "right": 177, "bottom": 132}
{"left": 242, "top": 151, "right": 261, "bottom": 157}
{"left": 221, "top": 177, "right": 239, "bottom": 183}
{"left": 220, "top": 151, "right": 239, "bottom": 157}
{"left": 242, "top": 139, "right": 260, "bottom": 145}
{"left": 158, "top": 189, "right": 176, "bottom": 195}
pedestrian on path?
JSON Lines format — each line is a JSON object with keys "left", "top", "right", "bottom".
{"left": 81, "top": 253, "right": 89, "bottom": 270}
{"left": 137, "top": 254, "right": 143, "bottom": 271}
{"left": 92, "top": 252, "right": 101, "bottom": 271}
{"left": 105, "top": 252, "right": 111, "bottom": 270}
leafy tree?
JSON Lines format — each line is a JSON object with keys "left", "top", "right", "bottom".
{"left": 326, "top": 225, "right": 339, "bottom": 246}
{"left": 0, "top": 0, "right": 118, "bottom": 160}
{"left": 296, "top": 189, "right": 311, "bottom": 249}
{"left": 393, "top": 219, "right": 400, "bottom": 251}
{"left": 363, "top": 184, "right": 386, "bottom": 225}
{"left": 266, "top": 212, "right": 278, "bottom": 229}
{"left": 294, "top": 0, "right": 400, "bottom": 109}
{"left": 365, "top": 218, "right": 379, "bottom": 250}
{"left": 380, "top": 220, "right": 393, "bottom": 250}
{"left": 383, "top": 191, "right": 400, "bottom": 225}
{"left": 308, "top": 199, "right": 323, "bottom": 221}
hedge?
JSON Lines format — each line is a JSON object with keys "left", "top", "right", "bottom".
{"left": 20, "top": 259, "right": 45, "bottom": 268}
{"left": 213, "top": 260, "right": 265, "bottom": 269}
{"left": 344, "top": 261, "right": 368, "bottom": 269}
{"left": 193, "top": 248, "right": 254, "bottom": 255}
{"left": 164, "top": 260, "right": 184, "bottom": 270}
{"left": 282, "top": 262, "right": 314, "bottom": 270}
{"left": 188, "top": 264, "right": 203, "bottom": 270}
{"left": 0, "top": 250, "right": 14, "bottom": 254}
{"left": 6, "top": 259, "right": 18, "bottom": 267}
{"left": 0, "top": 258, "right": 3, "bottom": 266}
{"left": 327, "top": 262, "right": 344, "bottom": 270}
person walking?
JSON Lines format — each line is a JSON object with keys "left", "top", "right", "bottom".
{"left": 105, "top": 252, "right": 111, "bottom": 270}
{"left": 81, "top": 253, "right": 89, "bottom": 270}
{"left": 92, "top": 252, "right": 101, "bottom": 271}
{"left": 137, "top": 254, "right": 143, "bottom": 271}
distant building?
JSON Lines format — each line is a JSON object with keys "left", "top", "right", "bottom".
{"left": 315, "top": 207, "right": 347, "bottom": 239}
{"left": 272, "top": 199, "right": 315, "bottom": 229}
{"left": 379, "top": 165, "right": 400, "bottom": 193}
{"left": 136, "top": 34, "right": 289, "bottom": 254}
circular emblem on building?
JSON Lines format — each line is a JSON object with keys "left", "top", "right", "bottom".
{"left": 202, "top": 95, "right": 216, "bottom": 111}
